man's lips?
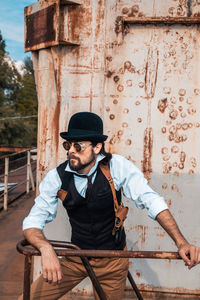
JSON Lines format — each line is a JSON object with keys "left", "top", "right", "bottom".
{"left": 69, "top": 156, "right": 78, "bottom": 161}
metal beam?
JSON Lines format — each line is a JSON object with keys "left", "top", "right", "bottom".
{"left": 123, "top": 17, "right": 200, "bottom": 25}
{"left": 60, "top": 0, "right": 81, "bottom": 5}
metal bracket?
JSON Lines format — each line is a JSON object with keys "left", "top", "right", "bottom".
{"left": 24, "top": 0, "right": 81, "bottom": 52}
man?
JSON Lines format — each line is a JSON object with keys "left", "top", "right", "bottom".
{"left": 21, "top": 112, "right": 200, "bottom": 300}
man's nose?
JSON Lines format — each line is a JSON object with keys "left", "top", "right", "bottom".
{"left": 68, "top": 143, "right": 77, "bottom": 153}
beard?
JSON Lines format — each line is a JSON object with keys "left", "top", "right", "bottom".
{"left": 68, "top": 151, "right": 96, "bottom": 172}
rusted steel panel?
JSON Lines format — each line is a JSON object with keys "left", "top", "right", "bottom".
{"left": 25, "top": 4, "right": 56, "bottom": 49}
{"left": 24, "top": 0, "right": 80, "bottom": 52}
{"left": 31, "top": 0, "right": 200, "bottom": 296}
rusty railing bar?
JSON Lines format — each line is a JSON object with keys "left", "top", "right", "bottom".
{"left": 17, "top": 240, "right": 181, "bottom": 260}
{"left": 80, "top": 256, "right": 107, "bottom": 300}
{"left": 123, "top": 16, "right": 200, "bottom": 25}
{"left": 127, "top": 271, "right": 143, "bottom": 300}
{"left": 24, "top": 255, "right": 32, "bottom": 300}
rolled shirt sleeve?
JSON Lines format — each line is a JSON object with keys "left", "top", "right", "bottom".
{"left": 23, "top": 168, "right": 62, "bottom": 230}
{"left": 110, "top": 154, "right": 168, "bottom": 219}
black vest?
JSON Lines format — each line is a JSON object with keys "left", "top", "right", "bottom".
{"left": 57, "top": 161, "right": 126, "bottom": 250}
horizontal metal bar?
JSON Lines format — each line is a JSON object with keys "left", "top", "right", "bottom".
{"left": 0, "top": 146, "right": 31, "bottom": 153}
{"left": 0, "top": 148, "right": 36, "bottom": 160}
{"left": 8, "top": 165, "right": 26, "bottom": 175}
{"left": 123, "top": 17, "right": 200, "bottom": 25}
{"left": 17, "top": 240, "right": 181, "bottom": 260}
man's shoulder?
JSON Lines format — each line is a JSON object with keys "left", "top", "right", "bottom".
{"left": 110, "top": 153, "right": 130, "bottom": 164}
{"left": 110, "top": 154, "right": 141, "bottom": 173}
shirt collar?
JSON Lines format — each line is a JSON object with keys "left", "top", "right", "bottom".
{"left": 65, "top": 154, "right": 105, "bottom": 176}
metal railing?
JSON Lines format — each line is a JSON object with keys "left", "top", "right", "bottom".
{"left": 17, "top": 239, "right": 182, "bottom": 300}
{"left": 0, "top": 148, "right": 36, "bottom": 211}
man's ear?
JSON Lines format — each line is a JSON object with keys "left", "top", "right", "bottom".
{"left": 93, "top": 143, "right": 102, "bottom": 154}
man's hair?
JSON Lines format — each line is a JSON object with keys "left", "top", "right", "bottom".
{"left": 91, "top": 142, "right": 112, "bottom": 165}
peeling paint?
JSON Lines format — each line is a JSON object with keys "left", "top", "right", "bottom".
{"left": 144, "top": 48, "right": 159, "bottom": 99}
{"left": 142, "top": 128, "right": 153, "bottom": 180}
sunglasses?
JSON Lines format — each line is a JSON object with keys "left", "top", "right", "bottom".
{"left": 63, "top": 141, "right": 92, "bottom": 152}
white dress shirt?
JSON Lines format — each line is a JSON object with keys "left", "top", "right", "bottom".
{"left": 23, "top": 154, "right": 168, "bottom": 230}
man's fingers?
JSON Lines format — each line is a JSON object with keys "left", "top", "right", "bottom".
{"left": 51, "top": 270, "right": 58, "bottom": 285}
{"left": 179, "top": 245, "right": 200, "bottom": 270}
{"left": 179, "top": 248, "right": 190, "bottom": 266}
{"left": 188, "top": 247, "right": 200, "bottom": 269}
{"left": 43, "top": 269, "right": 48, "bottom": 282}
{"left": 188, "top": 246, "right": 196, "bottom": 269}
{"left": 43, "top": 267, "right": 62, "bottom": 285}
{"left": 57, "top": 268, "right": 63, "bottom": 283}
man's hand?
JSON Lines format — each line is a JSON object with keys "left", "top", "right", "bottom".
{"left": 40, "top": 245, "right": 62, "bottom": 285}
{"left": 178, "top": 242, "right": 200, "bottom": 269}
{"left": 156, "top": 209, "right": 200, "bottom": 269}
{"left": 23, "top": 228, "right": 63, "bottom": 284}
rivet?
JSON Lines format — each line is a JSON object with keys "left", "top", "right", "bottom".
{"left": 161, "top": 127, "right": 167, "bottom": 134}
{"left": 161, "top": 147, "right": 168, "bottom": 154}
{"left": 179, "top": 89, "right": 186, "bottom": 96}
{"left": 122, "top": 122, "right": 128, "bottom": 128}
{"left": 171, "top": 146, "right": 179, "bottom": 153}
{"left": 117, "top": 85, "right": 124, "bottom": 92}
{"left": 126, "top": 139, "right": 132, "bottom": 145}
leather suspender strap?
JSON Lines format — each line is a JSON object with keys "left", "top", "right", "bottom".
{"left": 99, "top": 163, "right": 119, "bottom": 213}
{"left": 99, "top": 163, "right": 128, "bottom": 237}
{"left": 57, "top": 189, "right": 68, "bottom": 202}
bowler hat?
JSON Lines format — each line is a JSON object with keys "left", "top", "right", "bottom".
{"left": 60, "top": 112, "right": 108, "bottom": 142}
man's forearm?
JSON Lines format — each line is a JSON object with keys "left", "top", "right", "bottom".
{"left": 23, "top": 228, "right": 62, "bottom": 284}
{"left": 156, "top": 209, "right": 188, "bottom": 248}
{"left": 23, "top": 228, "right": 53, "bottom": 252}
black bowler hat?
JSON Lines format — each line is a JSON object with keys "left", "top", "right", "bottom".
{"left": 60, "top": 112, "right": 108, "bottom": 142}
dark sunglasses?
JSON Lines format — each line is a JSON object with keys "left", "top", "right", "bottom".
{"left": 63, "top": 141, "right": 92, "bottom": 152}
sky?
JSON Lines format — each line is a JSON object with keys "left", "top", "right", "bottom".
{"left": 0, "top": 0, "right": 35, "bottom": 63}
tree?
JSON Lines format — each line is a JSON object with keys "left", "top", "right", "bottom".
{"left": 15, "top": 56, "right": 37, "bottom": 116}
{"left": 0, "top": 32, "right": 21, "bottom": 107}
{"left": 0, "top": 31, "right": 38, "bottom": 147}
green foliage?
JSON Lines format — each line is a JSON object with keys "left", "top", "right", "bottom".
{"left": 14, "top": 57, "right": 37, "bottom": 116}
{"left": 0, "top": 31, "right": 38, "bottom": 147}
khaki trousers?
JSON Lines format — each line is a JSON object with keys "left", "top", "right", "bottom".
{"left": 19, "top": 255, "right": 129, "bottom": 300}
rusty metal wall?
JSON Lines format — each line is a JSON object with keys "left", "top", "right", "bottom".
{"left": 30, "top": 0, "right": 200, "bottom": 295}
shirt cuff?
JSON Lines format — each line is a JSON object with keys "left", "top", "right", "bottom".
{"left": 147, "top": 196, "right": 168, "bottom": 219}
{"left": 22, "top": 216, "right": 45, "bottom": 231}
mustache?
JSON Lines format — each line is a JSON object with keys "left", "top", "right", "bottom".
{"left": 68, "top": 154, "right": 79, "bottom": 160}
